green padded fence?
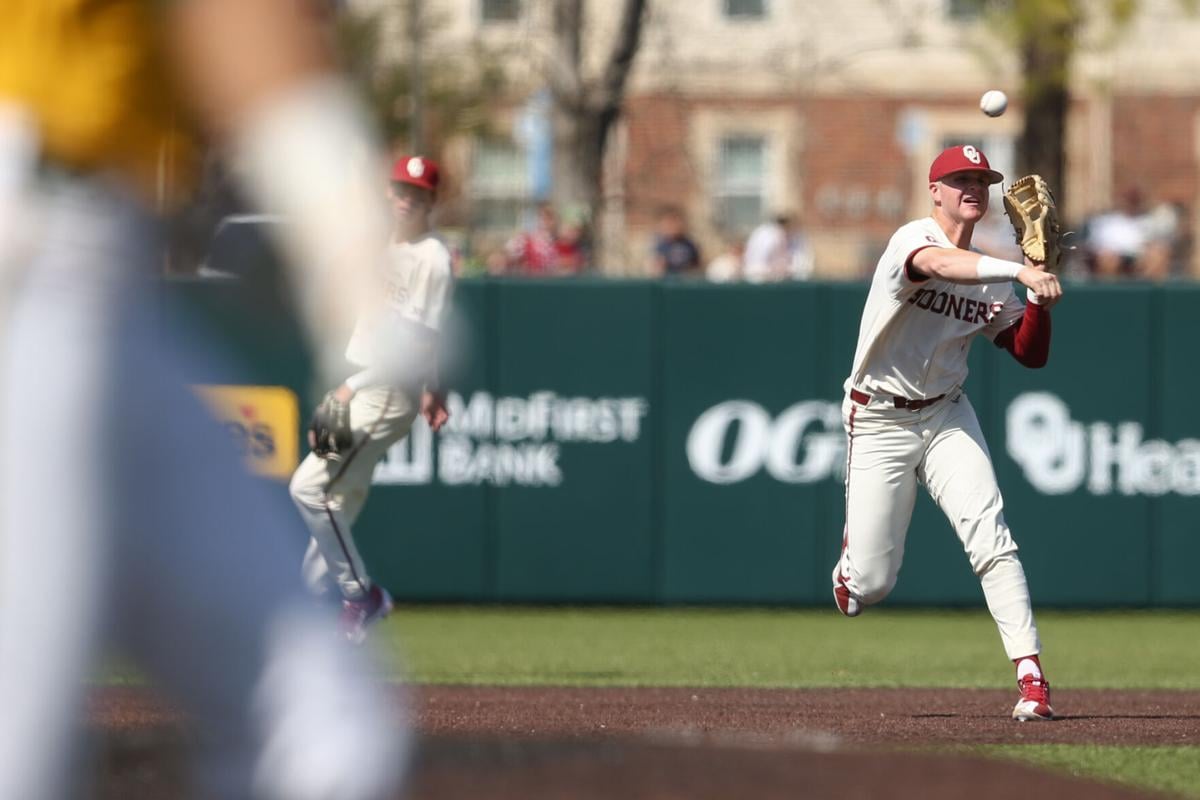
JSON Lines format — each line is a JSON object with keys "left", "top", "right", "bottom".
{"left": 167, "top": 277, "right": 1200, "bottom": 608}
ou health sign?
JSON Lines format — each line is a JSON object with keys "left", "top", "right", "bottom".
{"left": 685, "top": 393, "right": 1200, "bottom": 496}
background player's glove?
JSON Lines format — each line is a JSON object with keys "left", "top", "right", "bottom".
{"left": 308, "top": 391, "right": 354, "bottom": 459}
{"left": 1003, "top": 174, "right": 1064, "bottom": 273}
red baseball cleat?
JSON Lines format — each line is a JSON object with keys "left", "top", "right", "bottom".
{"left": 833, "top": 579, "right": 862, "bottom": 618}
{"left": 1011, "top": 674, "right": 1054, "bottom": 721}
{"left": 339, "top": 585, "right": 393, "bottom": 645}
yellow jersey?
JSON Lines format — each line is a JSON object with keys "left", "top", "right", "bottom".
{"left": 0, "top": 0, "right": 194, "bottom": 202}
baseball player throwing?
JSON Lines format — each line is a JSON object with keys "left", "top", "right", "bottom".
{"left": 832, "top": 145, "right": 1061, "bottom": 721}
{"left": 290, "top": 155, "right": 453, "bottom": 644}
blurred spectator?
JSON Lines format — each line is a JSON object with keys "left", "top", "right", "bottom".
{"left": 557, "top": 210, "right": 590, "bottom": 272}
{"left": 1080, "top": 187, "right": 1187, "bottom": 281}
{"left": 706, "top": 237, "right": 744, "bottom": 283}
{"left": 1139, "top": 199, "right": 1187, "bottom": 280}
{"left": 506, "top": 202, "right": 559, "bottom": 273}
{"left": 1085, "top": 188, "right": 1147, "bottom": 278}
{"left": 485, "top": 248, "right": 510, "bottom": 275}
{"left": 506, "top": 202, "right": 584, "bottom": 276}
{"left": 742, "top": 211, "right": 814, "bottom": 282}
{"left": 649, "top": 206, "right": 702, "bottom": 277}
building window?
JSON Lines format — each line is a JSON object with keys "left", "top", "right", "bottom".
{"left": 946, "top": 0, "right": 987, "bottom": 21}
{"left": 723, "top": 0, "right": 767, "bottom": 19}
{"left": 480, "top": 0, "right": 521, "bottom": 23}
{"left": 471, "top": 139, "right": 529, "bottom": 231}
{"left": 714, "top": 135, "right": 767, "bottom": 233}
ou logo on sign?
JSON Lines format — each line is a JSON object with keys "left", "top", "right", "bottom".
{"left": 686, "top": 400, "right": 846, "bottom": 485}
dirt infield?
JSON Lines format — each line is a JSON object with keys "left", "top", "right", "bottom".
{"left": 92, "top": 685, "right": 1200, "bottom": 798}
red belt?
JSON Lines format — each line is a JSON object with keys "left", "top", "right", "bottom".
{"left": 850, "top": 389, "right": 946, "bottom": 411}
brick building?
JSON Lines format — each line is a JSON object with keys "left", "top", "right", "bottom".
{"left": 356, "top": 0, "right": 1200, "bottom": 278}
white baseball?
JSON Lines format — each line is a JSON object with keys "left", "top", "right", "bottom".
{"left": 980, "top": 90, "right": 1008, "bottom": 117}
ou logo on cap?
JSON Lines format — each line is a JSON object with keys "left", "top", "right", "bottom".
{"left": 962, "top": 145, "right": 981, "bottom": 164}
{"left": 407, "top": 158, "right": 426, "bottom": 178}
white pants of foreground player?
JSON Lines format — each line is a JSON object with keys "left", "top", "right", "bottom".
{"left": 0, "top": 169, "right": 407, "bottom": 799}
{"left": 291, "top": 385, "right": 418, "bottom": 601}
{"left": 832, "top": 390, "right": 1041, "bottom": 660}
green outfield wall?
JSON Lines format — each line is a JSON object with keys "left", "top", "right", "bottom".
{"left": 169, "top": 277, "right": 1200, "bottom": 608}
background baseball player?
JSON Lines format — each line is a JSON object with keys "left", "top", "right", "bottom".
{"left": 290, "top": 155, "right": 453, "bottom": 644}
{"left": 0, "top": 1, "right": 410, "bottom": 797}
{"left": 832, "top": 145, "right": 1062, "bottom": 722}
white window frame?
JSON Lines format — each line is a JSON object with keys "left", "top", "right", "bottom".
{"left": 713, "top": 134, "right": 769, "bottom": 234}
{"left": 469, "top": 138, "right": 531, "bottom": 232}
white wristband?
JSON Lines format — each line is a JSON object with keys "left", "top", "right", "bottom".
{"left": 1026, "top": 288, "right": 1045, "bottom": 305}
{"left": 976, "top": 255, "right": 1024, "bottom": 283}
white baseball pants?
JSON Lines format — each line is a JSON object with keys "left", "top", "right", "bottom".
{"left": 290, "top": 385, "right": 417, "bottom": 601}
{"left": 832, "top": 390, "right": 1041, "bottom": 660}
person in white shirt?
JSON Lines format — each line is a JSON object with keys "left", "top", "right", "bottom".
{"left": 742, "top": 212, "right": 814, "bottom": 282}
{"left": 290, "top": 155, "right": 453, "bottom": 644}
{"left": 832, "top": 145, "right": 1062, "bottom": 722}
{"left": 706, "top": 237, "right": 745, "bottom": 283}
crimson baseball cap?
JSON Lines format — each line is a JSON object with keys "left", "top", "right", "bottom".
{"left": 391, "top": 155, "right": 440, "bottom": 192}
{"left": 928, "top": 145, "right": 1003, "bottom": 185}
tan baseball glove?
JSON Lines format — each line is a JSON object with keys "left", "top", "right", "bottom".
{"left": 1003, "top": 174, "right": 1064, "bottom": 273}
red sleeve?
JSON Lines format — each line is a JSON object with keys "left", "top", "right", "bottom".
{"left": 903, "top": 245, "right": 936, "bottom": 283}
{"left": 993, "top": 301, "right": 1052, "bottom": 368}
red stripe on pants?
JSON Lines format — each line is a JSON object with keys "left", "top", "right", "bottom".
{"left": 842, "top": 404, "right": 857, "bottom": 558}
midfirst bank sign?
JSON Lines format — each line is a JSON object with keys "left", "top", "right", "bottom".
{"left": 374, "top": 390, "right": 1200, "bottom": 496}
{"left": 374, "top": 390, "right": 649, "bottom": 487}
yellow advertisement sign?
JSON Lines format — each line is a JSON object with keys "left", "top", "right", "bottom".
{"left": 193, "top": 385, "right": 300, "bottom": 480}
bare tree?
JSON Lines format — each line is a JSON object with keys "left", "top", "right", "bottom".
{"left": 1014, "top": 1, "right": 1079, "bottom": 198}
{"left": 545, "top": 0, "right": 649, "bottom": 269}
{"left": 992, "top": 0, "right": 1091, "bottom": 205}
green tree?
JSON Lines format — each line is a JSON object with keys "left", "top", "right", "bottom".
{"left": 988, "top": 0, "right": 1195, "bottom": 207}
{"left": 335, "top": 2, "right": 505, "bottom": 152}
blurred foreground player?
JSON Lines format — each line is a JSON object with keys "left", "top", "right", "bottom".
{"left": 291, "top": 155, "right": 453, "bottom": 644}
{"left": 0, "top": 0, "right": 408, "bottom": 797}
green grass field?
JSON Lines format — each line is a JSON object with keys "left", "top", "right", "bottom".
{"left": 384, "top": 607, "right": 1200, "bottom": 797}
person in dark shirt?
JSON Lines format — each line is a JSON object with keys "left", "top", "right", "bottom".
{"left": 650, "top": 206, "right": 701, "bottom": 276}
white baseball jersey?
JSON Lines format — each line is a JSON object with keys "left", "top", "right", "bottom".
{"left": 832, "top": 215, "right": 1044, "bottom": 665}
{"left": 344, "top": 233, "right": 453, "bottom": 372}
{"left": 845, "top": 217, "right": 1025, "bottom": 400}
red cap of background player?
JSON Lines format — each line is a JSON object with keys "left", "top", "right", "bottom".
{"left": 391, "top": 156, "right": 440, "bottom": 192}
{"left": 928, "top": 145, "right": 1003, "bottom": 185}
